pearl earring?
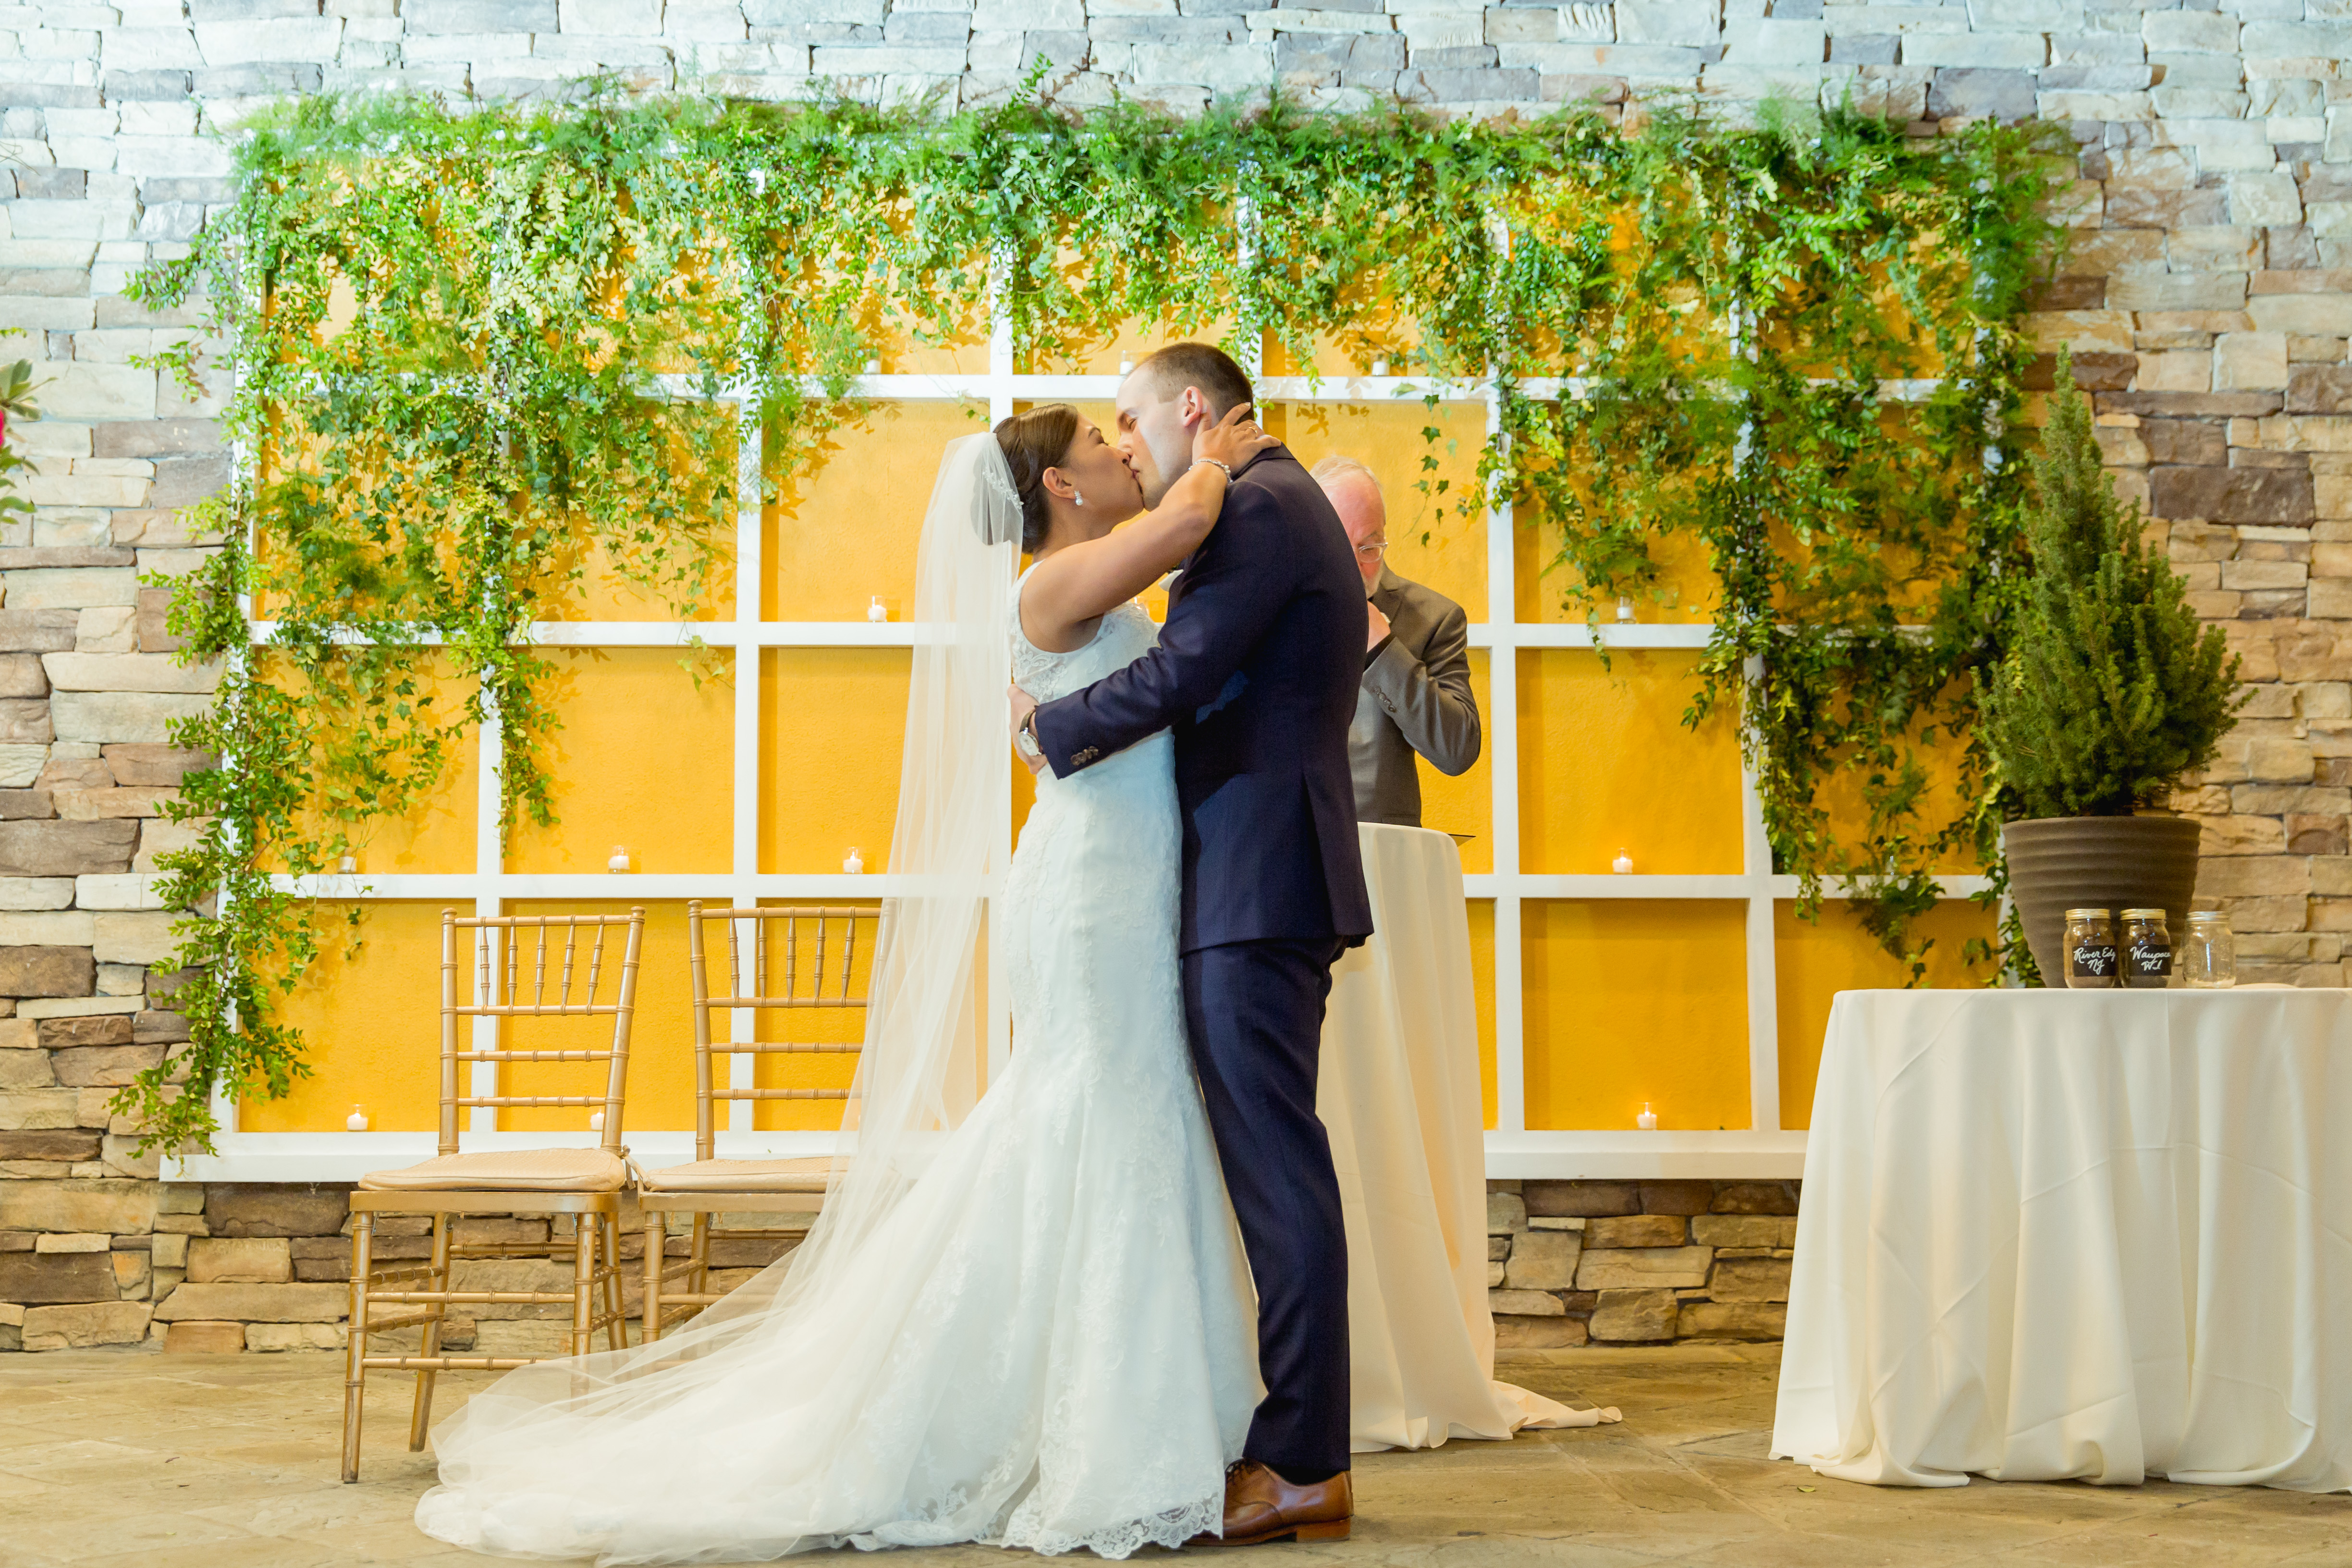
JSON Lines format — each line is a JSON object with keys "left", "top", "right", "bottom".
{"left": 1073, "top": 489, "right": 1085, "bottom": 506}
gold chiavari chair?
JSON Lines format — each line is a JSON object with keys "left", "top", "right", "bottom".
{"left": 340, "top": 907, "right": 646, "bottom": 1483}
{"left": 637, "top": 902, "right": 875, "bottom": 1342}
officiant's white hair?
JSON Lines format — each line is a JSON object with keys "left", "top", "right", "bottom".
{"left": 1311, "top": 454, "right": 1381, "bottom": 495}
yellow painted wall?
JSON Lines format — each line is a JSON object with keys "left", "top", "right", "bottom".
{"left": 246, "top": 901, "right": 452, "bottom": 1134}
{"left": 268, "top": 382, "right": 1985, "bottom": 1140}
{"left": 1467, "top": 898, "right": 1495, "bottom": 1131}
{"left": 258, "top": 657, "right": 479, "bottom": 876}
{"left": 760, "top": 648, "right": 909, "bottom": 875}
{"left": 1518, "top": 649, "right": 1743, "bottom": 875}
{"left": 1278, "top": 399, "right": 1487, "bottom": 621}
{"left": 505, "top": 648, "right": 734, "bottom": 876}
{"left": 500, "top": 900, "right": 694, "bottom": 1135}
{"left": 1521, "top": 899, "right": 1751, "bottom": 1130}
{"left": 1772, "top": 897, "right": 1997, "bottom": 1129}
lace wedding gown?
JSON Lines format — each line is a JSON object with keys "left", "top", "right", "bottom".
{"left": 413, "top": 584, "right": 1257, "bottom": 1564}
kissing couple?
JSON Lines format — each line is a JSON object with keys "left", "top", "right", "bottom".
{"left": 414, "top": 344, "right": 1410, "bottom": 1562}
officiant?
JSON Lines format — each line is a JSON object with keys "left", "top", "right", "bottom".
{"left": 1312, "top": 456, "right": 1481, "bottom": 826}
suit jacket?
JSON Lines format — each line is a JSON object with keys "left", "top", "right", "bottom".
{"left": 1032, "top": 444, "right": 1374, "bottom": 954}
{"left": 1351, "top": 566, "right": 1481, "bottom": 827}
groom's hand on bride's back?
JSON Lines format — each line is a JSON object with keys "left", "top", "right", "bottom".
{"left": 1008, "top": 685, "right": 1046, "bottom": 775}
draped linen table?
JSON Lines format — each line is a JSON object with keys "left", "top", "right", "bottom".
{"left": 1772, "top": 987, "right": 2352, "bottom": 1490}
{"left": 1319, "top": 822, "right": 1611, "bottom": 1451}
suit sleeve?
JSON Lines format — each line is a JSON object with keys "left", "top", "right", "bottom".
{"left": 1360, "top": 599, "right": 1481, "bottom": 776}
{"left": 1031, "top": 485, "right": 1294, "bottom": 779}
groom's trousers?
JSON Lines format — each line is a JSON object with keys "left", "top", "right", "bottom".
{"left": 1181, "top": 937, "right": 1351, "bottom": 1482}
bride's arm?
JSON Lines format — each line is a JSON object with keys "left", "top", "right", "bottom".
{"left": 1019, "top": 405, "right": 1274, "bottom": 644}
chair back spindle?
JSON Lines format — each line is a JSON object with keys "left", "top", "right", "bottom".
{"left": 435, "top": 908, "right": 647, "bottom": 1156}
{"left": 684, "top": 901, "right": 878, "bottom": 1164}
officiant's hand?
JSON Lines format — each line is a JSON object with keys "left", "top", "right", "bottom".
{"left": 1008, "top": 685, "right": 1046, "bottom": 775}
{"left": 1193, "top": 402, "right": 1276, "bottom": 470}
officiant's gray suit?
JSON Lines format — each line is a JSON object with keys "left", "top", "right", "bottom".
{"left": 1351, "top": 565, "right": 1481, "bottom": 826}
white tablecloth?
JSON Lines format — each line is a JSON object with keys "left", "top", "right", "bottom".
{"left": 1321, "top": 823, "right": 1610, "bottom": 1451}
{"left": 1773, "top": 987, "right": 2352, "bottom": 1490}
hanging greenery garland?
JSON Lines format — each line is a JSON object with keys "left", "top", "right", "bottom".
{"left": 123, "top": 86, "right": 2070, "bottom": 1152}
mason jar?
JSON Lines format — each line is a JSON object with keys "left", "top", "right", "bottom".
{"left": 2063, "top": 908, "right": 2119, "bottom": 989}
{"left": 2120, "top": 908, "right": 2172, "bottom": 989}
{"left": 2181, "top": 910, "right": 2236, "bottom": 989}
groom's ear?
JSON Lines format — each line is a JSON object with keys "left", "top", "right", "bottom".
{"left": 1176, "top": 386, "right": 1210, "bottom": 431}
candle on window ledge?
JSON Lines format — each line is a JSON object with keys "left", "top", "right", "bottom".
{"left": 1613, "top": 848, "right": 1633, "bottom": 875}
{"left": 1371, "top": 357, "right": 1389, "bottom": 377}
{"left": 346, "top": 1105, "right": 368, "bottom": 1132}
{"left": 589, "top": 1111, "right": 604, "bottom": 1134}
{"left": 608, "top": 845, "right": 631, "bottom": 874}
{"left": 1118, "top": 357, "right": 1134, "bottom": 375}
{"left": 868, "top": 595, "right": 888, "bottom": 623}
{"left": 1616, "top": 595, "right": 1636, "bottom": 623}
{"left": 844, "top": 847, "right": 865, "bottom": 875}
{"left": 1636, "top": 1103, "right": 1659, "bottom": 1131}
{"left": 863, "top": 357, "right": 880, "bottom": 375}
{"left": 337, "top": 854, "right": 357, "bottom": 875}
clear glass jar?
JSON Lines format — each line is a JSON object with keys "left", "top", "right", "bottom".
{"left": 2181, "top": 911, "right": 2236, "bottom": 989}
{"left": 2063, "top": 908, "right": 2119, "bottom": 989}
{"left": 2120, "top": 908, "right": 2172, "bottom": 989}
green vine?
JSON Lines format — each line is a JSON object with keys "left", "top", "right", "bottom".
{"left": 122, "top": 86, "right": 2069, "bottom": 1152}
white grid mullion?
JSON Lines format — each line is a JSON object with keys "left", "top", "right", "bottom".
{"left": 204, "top": 366, "right": 1987, "bottom": 1181}
{"left": 728, "top": 401, "right": 765, "bottom": 1129}
{"left": 1482, "top": 377, "right": 1527, "bottom": 1137}
{"left": 471, "top": 689, "right": 503, "bottom": 1136}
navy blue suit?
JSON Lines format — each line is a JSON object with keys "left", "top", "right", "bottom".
{"left": 1034, "top": 444, "right": 1372, "bottom": 1480}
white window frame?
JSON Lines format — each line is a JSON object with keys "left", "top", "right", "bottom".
{"left": 166, "top": 346, "right": 1985, "bottom": 1187}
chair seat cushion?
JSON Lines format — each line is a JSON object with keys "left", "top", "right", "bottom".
{"left": 637, "top": 1156, "right": 833, "bottom": 1194}
{"left": 357, "top": 1147, "right": 630, "bottom": 1193}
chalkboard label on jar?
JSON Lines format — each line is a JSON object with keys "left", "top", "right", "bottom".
{"left": 2127, "top": 938, "right": 2171, "bottom": 982}
{"left": 2070, "top": 940, "right": 2118, "bottom": 981}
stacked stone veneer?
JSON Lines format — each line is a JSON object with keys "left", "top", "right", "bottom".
{"left": 1486, "top": 1179, "right": 1799, "bottom": 1348}
{"left": 0, "top": 0, "right": 2346, "bottom": 1350}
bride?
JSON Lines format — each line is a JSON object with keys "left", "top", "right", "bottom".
{"left": 413, "top": 403, "right": 1282, "bottom": 1563}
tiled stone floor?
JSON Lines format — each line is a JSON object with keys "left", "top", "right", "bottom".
{"left": 3, "top": 1344, "right": 2349, "bottom": 1567}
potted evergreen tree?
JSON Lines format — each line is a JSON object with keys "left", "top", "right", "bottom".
{"left": 1981, "top": 350, "right": 2246, "bottom": 983}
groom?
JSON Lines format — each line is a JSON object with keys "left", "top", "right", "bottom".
{"left": 1010, "top": 342, "right": 1372, "bottom": 1545}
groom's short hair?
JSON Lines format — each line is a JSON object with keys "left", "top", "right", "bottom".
{"left": 1133, "top": 342, "right": 1254, "bottom": 420}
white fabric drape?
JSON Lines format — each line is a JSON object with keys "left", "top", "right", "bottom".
{"left": 1773, "top": 987, "right": 2352, "bottom": 1491}
{"left": 1323, "top": 823, "right": 1613, "bottom": 1450}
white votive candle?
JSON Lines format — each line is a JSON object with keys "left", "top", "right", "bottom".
{"left": 863, "top": 357, "right": 880, "bottom": 375}
{"left": 589, "top": 1111, "right": 604, "bottom": 1133}
{"left": 336, "top": 854, "right": 356, "bottom": 875}
{"left": 1616, "top": 595, "right": 1635, "bottom": 623}
{"left": 844, "top": 847, "right": 864, "bottom": 875}
{"left": 1371, "top": 358, "right": 1389, "bottom": 377}
{"left": 868, "top": 596, "right": 888, "bottom": 623}
{"left": 1636, "top": 1103, "right": 1658, "bottom": 1131}
{"left": 346, "top": 1106, "right": 368, "bottom": 1132}
{"left": 1613, "top": 849, "right": 1633, "bottom": 875}
{"left": 608, "top": 846, "right": 630, "bottom": 874}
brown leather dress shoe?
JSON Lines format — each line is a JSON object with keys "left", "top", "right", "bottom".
{"left": 1192, "top": 1459, "right": 1352, "bottom": 1546}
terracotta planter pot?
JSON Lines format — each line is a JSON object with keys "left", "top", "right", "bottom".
{"left": 2002, "top": 814, "right": 2203, "bottom": 986}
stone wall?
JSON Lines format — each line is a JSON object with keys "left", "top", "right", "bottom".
{"left": 1487, "top": 1178, "right": 1798, "bottom": 1348}
{"left": 0, "top": 0, "right": 2345, "bottom": 1350}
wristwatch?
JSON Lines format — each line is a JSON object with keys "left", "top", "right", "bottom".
{"left": 1015, "top": 710, "right": 1042, "bottom": 760}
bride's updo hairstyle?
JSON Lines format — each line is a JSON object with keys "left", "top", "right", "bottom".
{"left": 993, "top": 404, "right": 1081, "bottom": 554}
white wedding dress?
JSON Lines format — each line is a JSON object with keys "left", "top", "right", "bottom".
{"left": 413, "top": 576, "right": 1257, "bottom": 1564}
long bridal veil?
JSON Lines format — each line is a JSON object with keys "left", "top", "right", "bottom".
{"left": 418, "top": 433, "right": 1020, "bottom": 1546}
